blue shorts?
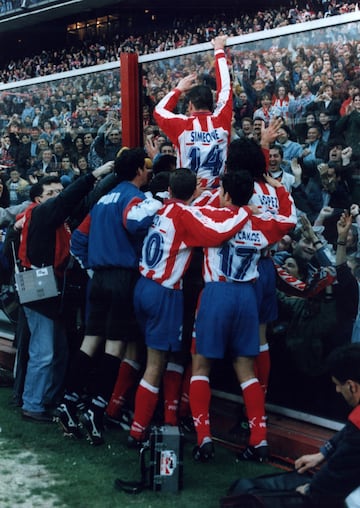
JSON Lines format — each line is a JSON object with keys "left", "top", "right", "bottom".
{"left": 194, "top": 281, "right": 260, "bottom": 359}
{"left": 254, "top": 257, "right": 278, "bottom": 324}
{"left": 134, "top": 276, "right": 183, "bottom": 352}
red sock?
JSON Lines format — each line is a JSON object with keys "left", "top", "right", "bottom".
{"left": 189, "top": 376, "right": 211, "bottom": 446}
{"left": 106, "top": 359, "right": 140, "bottom": 419}
{"left": 241, "top": 378, "right": 267, "bottom": 447}
{"left": 163, "top": 363, "right": 184, "bottom": 426}
{"left": 254, "top": 344, "right": 271, "bottom": 395}
{"left": 178, "top": 362, "right": 192, "bottom": 419}
{"left": 130, "top": 379, "right": 159, "bottom": 441}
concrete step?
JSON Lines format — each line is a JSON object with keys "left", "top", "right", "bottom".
{"left": 210, "top": 395, "right": 336, "bottom": 465}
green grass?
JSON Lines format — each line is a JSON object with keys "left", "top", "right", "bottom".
{"left": 0, "top": 385, "right": 278, "bottom": 507}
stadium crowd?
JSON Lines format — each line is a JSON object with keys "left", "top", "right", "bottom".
{"left": 0, "top": 1, "right": 358, "bottom": 83}
{"left": 0, "top": 6, "right": 358, "bottom": 505}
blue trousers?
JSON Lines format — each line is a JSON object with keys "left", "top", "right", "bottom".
{"left": 22, "top": 306, "right": 68, "bottom": 413}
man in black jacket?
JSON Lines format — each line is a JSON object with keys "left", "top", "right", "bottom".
{"left": 295, "top": 343, "right": 360, "bottom": 507}
{"left": 19, "top": 161, "right": 113, "bottom": 422}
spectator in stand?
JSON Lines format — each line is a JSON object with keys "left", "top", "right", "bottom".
{"left": 39, "top": 121, "right": 54, "bottom": 145}
{"left": 241, "top": 74, "right": 274, "bottom": 113}
{"left": 75, "top": 155, "right": 89, "bottom": 175}
{"left": 332, "top": 68, "right": 350, "bottom": 102}
{"left": 29, "top": 146, "right": 56, "bottom": 176}
{"left": 296, "top": 112, "right": 317, "bottom": 145}
{"left": 253, "top": 92, "right": 282, "bottom": 127}
{"left": 306, "top": 83, "right": 342, "bottom": 127}
{"left": 6, "top": 168, "right": 29, "bottom": 205}
{"left": 275, "top": 125, "right": 305, "bottom": 166}
{"left": 0, "top": 5, "right": 357, "bottom": 86}
{"left": 326, "top": 137, "right": 355, "bottom": 192}
{"left": 288, "top": 82, "right": 316, "bottom": 141}
{"left": 59, "top": 154, "right": 78, "bottom": 187}
{"left": 52, "top": 141, "right": 65, "bottom": 168}
{"left": 267, "top": 145, "right": 299, "bottom": 192}
{"left": 300, "top": 124, "right": 328, "bottom": 179}
{"left": 158, "top": 141, "right": 175, "bottom": 156}
{"left": 82, "top": 132, "right": 94, "bottom": 158}
{"left": 272, "top": 83, "right": 293, "bottom": 125}
{"left": 92, "top": 124, "right": 121, "bottom": 166}
{"left": 16, "top": 131, "right": 33, "bottom": 176}
{"left": 0, "top": 132, "right": 16, "bottom": 171}
{"left": 340, "top": 80, "right": 360, "bottom": 117}
{"left": 238, "top": 116, "right": 254, "bottom": 139}
{"left": 318, "top": 111, "right": 336, "bottom": 144}
{"left": 252, "top": 117, "right": 266, "bottom": 144}
{"left": 233, "top": 83, "right": 254, "bottom": 128}
{"left": 335, "top": 92, "right": 360, "bottom": 161}
{"left": 70, "top": 135, "right": 85, "bottom": 160}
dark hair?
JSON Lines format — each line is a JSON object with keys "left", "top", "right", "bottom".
{"left": 328, "top": 137, "right": 345, "bottom": 149}
{"left": 289, "top": 227, "right": 302, "bottom": 242}
{"left": 169, "top": 168, "right": 196, "bottom": 200}
{"left": 114, "top": 148, "right": 146, "bottom": 181}
{"left": 260, "top": 91, "right": 271, "bottom": 101}
{"left": 153, "top": 154, "right": 177, "bottom": 175}
{"left": 326, "top": 344, "right": 360, "bottom": 384}
{"left": 149, "top": 171, "right": 170, "bottom": 196}
{"left": 221, "top": 170, "right": 254, "bottom": 207}
{"left": 29, "top": 176, "right": 61, "bottom": 201}
{"left": 241, "top": 116, "right": 253, "bottom": 125}
{"left": 307, "top": 123, "right": 322, "bottom": 135}
{"left": 283, "top": 253, "right": 308, "bottom": 281}
{"left": 159, "top": 141, "right": 173, "bottom": 153}
{"left": 38, "top": 175, "right": 61, "bottom": 186}
{"left": 29, "top": 182, "right": 44, "bottom": 202}
{"left": 278, "top": 124, "right": 292, "bottom": 138}
{"left": 226, "top": 138, "right": 266, "bottom": 181}
{"left": 0, "top": 175, "right": 10, "bottom": 208}
{"left": 270, "top": 144, "right": 284, "bottom": 158}
{"left": 187, "top": 85, "right": 213, "bottom": 111}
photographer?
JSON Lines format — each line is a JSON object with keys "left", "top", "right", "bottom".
{"left": 295, "top": 343, "right": 360, "bottom": 508}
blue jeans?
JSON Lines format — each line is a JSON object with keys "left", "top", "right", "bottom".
{"left": 22, "top": 307, "right": 68, "bottom": 413}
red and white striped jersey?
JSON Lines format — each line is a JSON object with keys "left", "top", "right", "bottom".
{"left": 250, "top": 180, "right": 282, "bottom": 215}
{"left": 203, "top": 186, "right": 297, "bottom": 282}
{"left": 139, "top": 199, "right": 251, "bottom": 289}
{"left": 193, "top": 179, "right": 294, "bottom": 215}
{"left": 153, "top": 48, "right": 232, "bottom": 189}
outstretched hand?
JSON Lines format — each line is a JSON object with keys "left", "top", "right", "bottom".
{"left": 290, "top": 158, "right": 302, "bottom": 180}
{"left": 299, "top": 214, "right": 317, "bottom": 243}
{"left": 337, "top": 210, "right": 352, "bottom": 240}
{"left": 261, "top": 117, "right": 283, "bottom": 148}
{"left": 264, "top": 173, "right": 282, "bottom": 188}
{"left": 176, "top": 73, "right": 198, "bottom": 93}
{"left": 211, "top": 35, "right": 227, "bottom": 51}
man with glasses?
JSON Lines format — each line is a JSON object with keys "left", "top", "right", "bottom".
{"left": 18, "top": 162, "right": 113, "bottom": 422}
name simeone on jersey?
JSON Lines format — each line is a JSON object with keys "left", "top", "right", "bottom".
{"left": 190, "top": 130, "right": 221, "bottom": 143}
